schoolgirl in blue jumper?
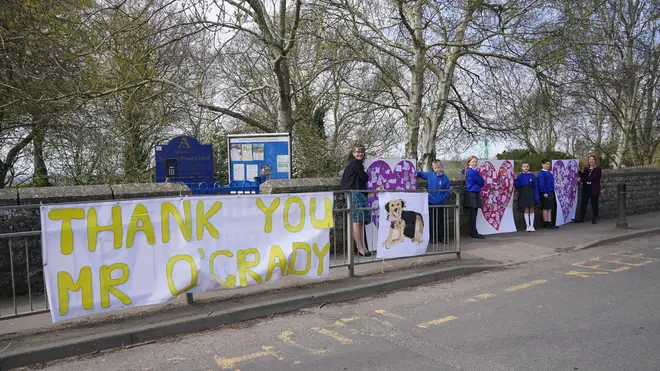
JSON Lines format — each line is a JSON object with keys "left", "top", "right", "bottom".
{"left": 463, "top": 155, "right": 485, "bottom": 239}
{"left": 537, "top": 159, "right": 557, "bottom": 229}
{"left": 416, "top": 159, "right": 451, "bottom": 243}
{"left": 514, "top": 161, "right": 539, "bottom": 232}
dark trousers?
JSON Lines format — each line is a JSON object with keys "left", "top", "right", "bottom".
{"left": 579, "top": 189, "right": 599, "bottom": 221}
{"left": 429, "top": 206, "right": 444, "bottom": 242}
{"left": 468, "top": 207, "right": 478, "bottom": 235}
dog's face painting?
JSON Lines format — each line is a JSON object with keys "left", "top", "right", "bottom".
{"left": 385, "top": 199, "right": 405, "bottom": 221}
{"left": 382, "top": 198, "right": 425, "bottom": 249}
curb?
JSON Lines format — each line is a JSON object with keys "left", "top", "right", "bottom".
{"left": 0, "top": 263, "right": 499, "bottom": 370}
{"left": 554, "top": 228, "right": 660, "bottom": 253}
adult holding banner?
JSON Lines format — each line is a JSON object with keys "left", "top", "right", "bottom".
{"left": 340, "top": 144, "right": 372, "bottom": 256}
{"left": 575, "top": 154, "right": 602, "bottom": 224}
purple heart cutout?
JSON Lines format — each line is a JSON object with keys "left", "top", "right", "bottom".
{"left": 552, "top": 160, "right": 579, "bottom": 221}
{"left": 365, "top": 160, "right": 416, "bottom": 227}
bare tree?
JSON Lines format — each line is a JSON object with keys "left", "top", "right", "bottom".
{"left": 564, "top": 0, "right": 660, "bottom": 167}
{"left": 327, "top": 0, "right": 564, "bottom": 170}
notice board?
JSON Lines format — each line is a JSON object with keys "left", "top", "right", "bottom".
{"left": 227, "top": 133, "right": 291, "bottom": 182}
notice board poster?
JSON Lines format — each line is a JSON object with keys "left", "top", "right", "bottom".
{"left": 227, "top": 133, "right": 291, "bottom": 183}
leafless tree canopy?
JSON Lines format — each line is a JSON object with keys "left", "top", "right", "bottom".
{"left": 0, "top": 0, "right": 658, "bottom": 186}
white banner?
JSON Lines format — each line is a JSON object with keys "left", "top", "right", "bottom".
{"left": 41, "top": 193, "right": 334, "bottom": 323}
{"left": 376, "top": 192, "right": 429, "bottom": 259}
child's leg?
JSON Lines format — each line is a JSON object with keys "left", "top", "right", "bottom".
{"left": 524, "top": 208, "right": 535, "bottom": 230}
{"left": 438, "top": 207, "right": 445, "bottom": 241}
{"left": 428, "top": 206, "right": 437, "bottom": 243}
{"left": 469, "top": 207, "right": 478, "bottom": 235}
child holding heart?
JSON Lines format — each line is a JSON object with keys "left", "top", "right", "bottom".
{"left": 462, "top": 155, "right": 485, "bottom": 239}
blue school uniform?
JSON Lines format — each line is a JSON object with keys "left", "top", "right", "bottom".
{"left": 514, "top": 172, "right": 539, "bottom": 208}
{"left": 538, "top": 169, "right": 555, "bottom": 210}
{"left": 416, "top": 171, "right": 450, "bottom": 205}
{"left": 417, "top": 170, "right": 451, "bottom": 242}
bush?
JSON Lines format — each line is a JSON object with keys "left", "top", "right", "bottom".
{"left": 496, "top": 149, "right": 576, "bottom": 171}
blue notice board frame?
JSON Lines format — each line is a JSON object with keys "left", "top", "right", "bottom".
{"left": 227, "top": 133, "right": 291, "bottom": 183}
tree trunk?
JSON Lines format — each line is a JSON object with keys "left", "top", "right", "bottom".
{"left": 419, "top": 3, "right": 474, "bottom": 171}
{"left": 404, "top": 1, "right": 424, "bottom": 163}
{"left": 32, "top": 119, "right": 51, "bottom": 187}
{"left": 275, "top": 59, "right": 295, "bottom": 133}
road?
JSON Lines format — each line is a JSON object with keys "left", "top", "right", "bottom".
{"left": 22, "top": 236, "right": 660, "bottom": 371}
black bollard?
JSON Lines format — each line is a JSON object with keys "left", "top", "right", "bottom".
{"left": 616, "top": 183, "right": 628, "bottom": 228}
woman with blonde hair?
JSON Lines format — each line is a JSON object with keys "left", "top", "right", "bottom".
{"left": 463, "top": 155, "right": 485, "bottom": 239}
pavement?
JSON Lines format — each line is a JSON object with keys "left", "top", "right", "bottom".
{"left": 1, "top": 211, "right": 660, "bottom": 370}
{"left": 26, "top": 235, "right": 660, "bottom": 371}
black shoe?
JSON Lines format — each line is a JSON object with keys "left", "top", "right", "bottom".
{"left": 470, "top": 233, "right": 485, "bottom": 239}
{"left": 573, "top": 218, "right": 584, "bottom": 223}
{"left": 358, "top": 251, "right": 372, "bottom": 257}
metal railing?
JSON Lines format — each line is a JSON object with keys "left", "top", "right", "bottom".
{"left": 0, "top": 189, "right": 461, "bottom": 320}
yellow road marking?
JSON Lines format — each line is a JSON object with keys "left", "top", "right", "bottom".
{"left": 167, "top": 357, "right": 186, "bottom": 362}
{"left": 278, "top": 331, "right": 328, "bottom": 355}
{"left": 655, "top": 248, "right": 660, "bottom": 251}
{"left": 591, "top": 256, "right": 655, "bottom": 267}
{"left": 564, "top": 270, "right": 609, "bottom": 278}
{"left": 610, "top": 251, "right": 658, "bottom": 260}
{"left": 573, "top": 260, "right": 630, "bottom": 272}
{"left": 294, "top": 360, "right": 301, "bottom": 365}
{"left": 503, "top": 280, "right": 547, "bottom": 292}
{"left": 214, "top": 346, "right": 283, "bottom": 370}
{"left": 463, "top": 293, "right": 495, "bottom": 303}
{"left": 334, "top": 317, "right": 360, "bottom": 326}
{"left": 370, "top": 317, "right": 393, "bottom": 326}
{"left": 417, "top": 316, "right": 458, "bottom": 329}
{"left": 311, "top": 327, "right": 353, "bottom": 344}
{"left": 375, "top": 309, "right": 406, "bottom": 320}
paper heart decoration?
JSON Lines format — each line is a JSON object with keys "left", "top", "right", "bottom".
{"left": 366, "top": 160, "right": 416, "bottom": 227}
{"left": 552, "top": 160, "right": 579, "bottom": 221}
{"left": 478, "top": 160, "right": 515, "bottom": 230}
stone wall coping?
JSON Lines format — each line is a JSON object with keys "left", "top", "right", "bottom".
{"left": 261, "top": 168, "right": 660, "bottom": 194}
{"left": 0, "top": 188, "right": 18, "bottom": 206}
{"left": 1, "top": 182, "right": 192, "bottom": 206}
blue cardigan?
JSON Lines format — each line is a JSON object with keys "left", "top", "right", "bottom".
{"left": 515, "top": 172, "right": 539, "bottom": 202}
{"left": 465, "top": 167, "right": 484, "bottom": 193}
{"left": 537, "top": 169, "right": 555, "bottom": 194}
{"left": 416, "top": 171, "right": 450, "bottom": 205}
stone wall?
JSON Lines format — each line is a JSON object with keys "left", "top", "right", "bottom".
{"left": 0, "top": 183, "right": 191, "bottom": 298}
{"left": 2, "top": 168, "right": 659, "bottom": 298}
{"left": 260, "top": 168, "right": 660, "bottom": 247}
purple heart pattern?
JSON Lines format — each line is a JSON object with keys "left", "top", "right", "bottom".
{"left": 365, "top": 159, "right": 417, "bottom": 227}
{"left": 478, "top": 160, "right": 515, "bottom": 231}
{"left": 552, "top": 159, "right": 579, "bottom": 224}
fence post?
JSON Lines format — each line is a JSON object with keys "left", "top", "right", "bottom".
{"left": 186, "top": 293, "right": 194, "bottom": 304}
{"left": 454, "top": 190, "right": 461, "bottom": 259}
{"left": 616, "top": 183, "right": 628, "bottom": 228}
{"left": 346, "top": 191, "right": 355, "bottom": 277}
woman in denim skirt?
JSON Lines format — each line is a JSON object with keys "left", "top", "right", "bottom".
{"left": 340, "top": 144, "right": 372, "bottom": 257}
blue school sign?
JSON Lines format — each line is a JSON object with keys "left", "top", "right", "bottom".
{"left": 155, "top": 136, "right": 214, "bottom": 184}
